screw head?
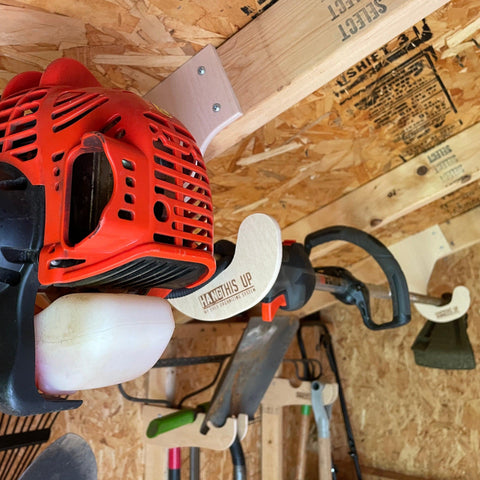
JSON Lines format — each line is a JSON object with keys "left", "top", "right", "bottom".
{"left": 212, "top": 103, "right": 221, "bottom": 112}
{"left": 197, "top": 66, "right": 206, "bottom": 75}
{"left": 417, "top": 165, "right": 428, "bottom": 176}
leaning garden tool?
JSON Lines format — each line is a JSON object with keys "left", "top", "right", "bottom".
{"left": 261, "top": 378, "right": 338, "bottom": 480}
{"left": 201, "top": 316, "right": 299, "bottom": 434}
{"left": 311, "top": 381, "right": 334, "bottom": 480}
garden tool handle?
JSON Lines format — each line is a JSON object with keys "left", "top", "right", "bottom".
{"left": 295, "top": 405, "right": 311, "bottom": 480}
{"left": 318, "top": 437, "right": 332, "bottom": 480}
{"left": 169, "top": 447, "right": 181, "bottom": 480}
{"left": 147, "top": 402, "right": 210, "bottom": 438}
{"left": 311, "top": 381, "right": 332, "bottom": 480}
{"left": 190, "top": 447, "right": 200, "bottom": 480}
{"left": 147, "top": 409, "right": 196, "bottom": 438}
{"left": 304, "top": 226, "right": 411, "bottom": 330}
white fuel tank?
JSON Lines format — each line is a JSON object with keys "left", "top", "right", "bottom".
{"left": 35, "top": 293, "right": 174, "bottom": 395}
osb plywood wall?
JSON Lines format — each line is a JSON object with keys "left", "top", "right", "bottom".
{"left": 322, "top": 241, "right": 480, "bottom": 480}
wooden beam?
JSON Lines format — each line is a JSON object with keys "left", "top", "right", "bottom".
{"left": 316, "top": 178, "right": 480, "bottom": 269}
{"left": 440, "top": 207, "right": 480, "bottom": 250}
{"left": 282, "top": 122, "right": 480, "bottom": 262}
{"left": 205, "top": 0, "right": 451, "bottom": 160}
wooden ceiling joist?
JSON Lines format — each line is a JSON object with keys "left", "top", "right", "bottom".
{"left": 283, "top": 121, "right": 480, "bottom": 261}
{"left": 206, "top": 0, "right": 451, "bottom": 159}
{"left": 206, "top": 1, "right": 480, "bottom": 245}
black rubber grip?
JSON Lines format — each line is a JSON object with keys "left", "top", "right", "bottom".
{"left": 0, "top": 163, "right": 82, "bottom": 415}
{"left": 304, "top": 226, "right": 411, "bottom": 330}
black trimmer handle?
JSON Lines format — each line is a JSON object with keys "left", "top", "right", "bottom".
{"left": 0, "top": 162, "right": 82, "bottom": 416}
{"left": 304, "top": 226, "right": 411, "bottom": 330}
{"left": 0, "top": 265, "right": 83, "bottom": 416}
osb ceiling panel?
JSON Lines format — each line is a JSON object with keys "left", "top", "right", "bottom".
{"left": 0, "top": 0, "right": 277, "bottom": 93}
{"left": 1, "top": 0, "right": 479, "bottom": 245}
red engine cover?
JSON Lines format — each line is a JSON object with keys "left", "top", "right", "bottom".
{"left": 0, "top": 59, "right": 215, "bottom": 290}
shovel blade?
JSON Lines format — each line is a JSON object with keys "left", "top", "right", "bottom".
{"left": 202, "top": 316, "right": 298, "bottom": 432}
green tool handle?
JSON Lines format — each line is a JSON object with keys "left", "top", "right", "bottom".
{"left": 301, "top": 405, "right": 311, "bottom": 415}
{"left": 147, "top": 409, "right": 196, "bottom": 438}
